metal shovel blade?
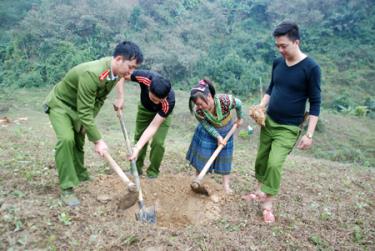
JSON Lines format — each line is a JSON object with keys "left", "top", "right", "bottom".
{"left": 135, "top": 205, "right": 157, "bottom": 224}
{"left": 190, "top": 181, "right": 211, "bottom": 196}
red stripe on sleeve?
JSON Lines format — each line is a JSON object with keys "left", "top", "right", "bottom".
{"left": 99, "top": 69, "right": 110, "bottom": 81}
{"left": 135, "top": 76, "right": 151, "bottom": 86}
{"left": 161, "top": 99, "right": 169, "bottom": 114}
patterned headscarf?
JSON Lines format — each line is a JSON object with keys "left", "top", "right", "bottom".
{"left": 190, "top": 80, "right": 210, "bottom": 97}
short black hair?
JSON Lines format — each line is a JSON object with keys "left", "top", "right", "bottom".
{"left": 113, "top": 41, "right": 143, "bottom": 64}
{"left": 150, "top": 75, "right": 171, "bottom": 99}
{"left": 273, "top": 22, "right": 300, "bottom": 41}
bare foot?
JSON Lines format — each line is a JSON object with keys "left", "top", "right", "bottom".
{"left": 261, "top": 195, "right": 272, "bottom": 208}
{"left": 263, "top": 208, "right": 275, "bottom": 223}
{"left": 224, "top": 187, "right": 234, "bottom": 195}
{"left": 261, "top": 195, "right": 274, "bottom": 223}
{"left": 241, "top": 191, "right": 267, "bottom": 202}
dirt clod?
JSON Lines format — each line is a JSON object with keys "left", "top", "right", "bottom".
{"left": 96, "top": 194, "right": 112, "bottom": 203}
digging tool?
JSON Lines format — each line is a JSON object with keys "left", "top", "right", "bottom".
{"left": 115, "top": 107, "right": 157, "bottom": 224}
{"left": 191, "top": 123, "right": 238, "bottom": 195}
{"left": 102, "top": 151, "right": 138, "bottom": 209}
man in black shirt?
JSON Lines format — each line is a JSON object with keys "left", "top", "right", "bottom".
{"left": 242, "top": 22, "right": 321, "bottom": 223}
{"left": 119, "top": 70, "right": 175, "bottom": 178}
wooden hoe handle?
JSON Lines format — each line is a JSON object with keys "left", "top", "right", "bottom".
{"left": 195, "top": 124, "right": 238, "bottom": 182}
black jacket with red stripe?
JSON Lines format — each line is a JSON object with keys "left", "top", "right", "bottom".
{"left": 131, "top": 70, "right": 175, "bottom": 117}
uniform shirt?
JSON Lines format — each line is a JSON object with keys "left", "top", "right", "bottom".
{"left": 45, "top": 57, "right": 119, "bottom": 142}
{"left": 131, "top": 70, "right": 175, "bottom": 117}
{"left": 194, "top": 94, "right": 243, "bottom": 138}
{"left": 266, "top": 57, "right": 321, "bottom": 126}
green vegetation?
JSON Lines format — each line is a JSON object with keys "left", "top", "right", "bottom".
{"left": 0, "top": 0, "right": 374, "bottom": 166}
{"left": 0, "top": 0, "right": 374, "bottom": 115}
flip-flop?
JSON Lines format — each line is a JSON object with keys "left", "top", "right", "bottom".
{"left": 241, "top": 193, "right": 266, "bottom": 202}
{"left": 263, "top": 208, "right": 275, "bottom": 223}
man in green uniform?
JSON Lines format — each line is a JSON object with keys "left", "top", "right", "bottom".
{"left": 44, "top": 41, "right": 143, "bottom": 206}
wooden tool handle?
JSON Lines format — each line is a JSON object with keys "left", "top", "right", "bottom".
{"left": 103, "top": 151, "right": 132, "bottom": 185}
{"left": 117, "top": 111, "right": 145, "bottom": 205}
{"left": 196, "top": 124, "right": 238, "bottom": 181}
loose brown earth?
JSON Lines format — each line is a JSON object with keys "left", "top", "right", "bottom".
{"left": 83, "top": 173, "right": 224, "bottom": 228}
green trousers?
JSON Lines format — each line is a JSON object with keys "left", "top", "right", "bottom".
{"left": 134, "top": 103, "right": 172, "bottom": 177}
{"left": 48, "top": 108, "right": 89, "bottom": 190}
{"left": 255, "top": 116, "right": 300, "bottom": 196}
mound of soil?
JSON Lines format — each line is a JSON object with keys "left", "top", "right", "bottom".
{"left": 81, "top": 173, "right": 225, "bottom": 228}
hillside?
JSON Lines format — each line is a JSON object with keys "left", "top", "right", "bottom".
{"left": 1, "top": 0, "right": 375, "bottom": 113}
{"left": 0, "top": 88, "right": 374, "bottom": 250}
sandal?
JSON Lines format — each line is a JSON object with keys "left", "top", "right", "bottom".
{"left": 263, "top": 208, "right": 275, "bottom": 223}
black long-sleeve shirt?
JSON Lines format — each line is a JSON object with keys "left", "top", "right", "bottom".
{"left": 266, "top": 57, "right": 321, "bottom": 126}
{"left": 131, "top": 70, "right": 175, "bottom": 117}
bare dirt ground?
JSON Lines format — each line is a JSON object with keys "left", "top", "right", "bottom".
{"left": 0, "top": 88, "right": 374, "bottom": 250}
{"left": 84, "top": 173, "right": 224, "bottom": 228}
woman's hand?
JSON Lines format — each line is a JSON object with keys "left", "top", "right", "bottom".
{"left": 217, "top": 136, "right": 227, "bottom": 146}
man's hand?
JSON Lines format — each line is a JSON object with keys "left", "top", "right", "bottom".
{"left": 123, "top": 74, "right": 131, "bottom": 81}
{"left": 217, "top": 136, "right": 227, "bottom": 147}
{"left": 235, "top": 118, "right": 243, "bottom": 128}
{"left": 249, "top": 105, "right": 266, "bottom": 127}
{"left": 95, "top": 139, "right": 108, "bottom": 156}
{"left": 128, "top": 146, "right": 140, "bottom": 161}
{"left": 297, "top": 135, "right": 313, "bottom": 150}
{"left": 113, "top": 98, "right": 124, "bottom": 113}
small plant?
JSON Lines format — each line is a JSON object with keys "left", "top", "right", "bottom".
{"left": 238, "top": 130, "right": 249, "bottom": 139}
{"left": 14, "top": 219, "right": 23, "bottom": 232}
{"left": 58, "top": 212, "right": 72, "bottom": 225}
{"left": 320, "top": 208, "right": 332, "bottom": 221}
{"left": 11, "top": 190, "right": 25, "bottom": 198}
{"left": 308, "top": 234, "right": 328, "bottom": 248}
{"left": 121, "top": 235, "right": 139, "bottom": 246}
{"left": 353, "top": 106, "right": 369, "bottom": 117}
{"left": 353, "top": 225, "right": 363, "bottom": 243}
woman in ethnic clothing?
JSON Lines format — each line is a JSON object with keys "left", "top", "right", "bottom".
{"left": 186, "top": 79, "right": 243, "bottom": 194}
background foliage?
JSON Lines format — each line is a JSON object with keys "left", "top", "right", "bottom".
{"left": 1, "top": 0, "right": 374, "bottom": 113}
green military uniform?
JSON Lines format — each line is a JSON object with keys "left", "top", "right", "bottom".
{"left": 134, "top": 103, "right": 172, "bottom": 177}
{"left": 45, "top": 57, "right": 119, "bottom": 190}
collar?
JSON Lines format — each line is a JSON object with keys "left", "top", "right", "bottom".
{"left": 107, "top": 61, "right": 118, "bottom": 81}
